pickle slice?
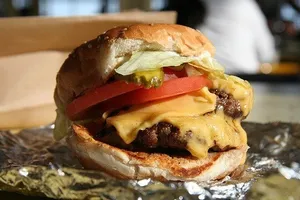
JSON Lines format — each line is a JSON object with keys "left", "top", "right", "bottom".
{"left": 116, "top": 69, "right": 164, "bottom": 88}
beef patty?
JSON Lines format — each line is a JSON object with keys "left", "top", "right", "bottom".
{"left": 96, "top": 122, "right": 190, "bottom": 151}
{"left": 96, "top": 122, "right": 232, "bottom": 153}
{"left": 94, "top": 89, "right": 242, "bottom": 152}
{"left": 135, "top": 122, "right": 191, "bottom": 149}
{"left": 210, "top": 89, "right": 243, "bottom": 118}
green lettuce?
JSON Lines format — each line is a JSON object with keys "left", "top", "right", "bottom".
{"left": 53, "top": 108, "right": 71, "bottom": 141}
{"left": 53, "top": 109, "right": 101, "bottom": 140}
{"left": 115, "top": 51, "right": 224, "bottom": 76}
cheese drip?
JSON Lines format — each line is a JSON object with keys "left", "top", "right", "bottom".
{"left": 106, "top": 87, "right": 247, "bottom": 158}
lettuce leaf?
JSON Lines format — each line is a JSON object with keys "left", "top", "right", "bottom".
{"left": 115, "top": 51, "right": 224, "bottom": 76}
{"left": 53, "top": 109, "right": 102, "bottom": 141}
{"left": 53, "top": 108, "right": 71, "bottom": 141}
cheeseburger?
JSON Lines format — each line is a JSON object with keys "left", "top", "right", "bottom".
{"left": 54, "top": 24, "right": 253, "bottom": 182}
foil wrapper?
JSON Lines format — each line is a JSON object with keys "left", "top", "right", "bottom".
{"left": 0, "top": 122, "right": 300, "bottom": 199}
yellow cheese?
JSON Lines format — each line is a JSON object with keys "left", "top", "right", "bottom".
{"left": 106, "top": 87, "right": 247, "bottom": 158}
{"left": 107, "top": 87, "right": 216, "bottom": 143}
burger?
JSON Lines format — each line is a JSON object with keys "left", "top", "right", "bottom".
{"left": 54, "top": 24, "right": 253, "bottom": 182}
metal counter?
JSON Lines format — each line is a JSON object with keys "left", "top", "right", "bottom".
{"left": 246, "top": 82, "right": 300, "bottom": 123}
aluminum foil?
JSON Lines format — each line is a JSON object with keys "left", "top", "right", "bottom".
{"left": 0, "top": 122, "right": 300, "bottom": 199}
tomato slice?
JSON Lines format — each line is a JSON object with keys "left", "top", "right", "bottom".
{"left": 67, "top": 76, "right": 212, "bottom": 120}
{"left": 66, "top": 81, "right": 142, "bottom": 119}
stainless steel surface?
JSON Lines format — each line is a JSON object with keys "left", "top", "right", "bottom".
{"left": 247, "top": 82, "right": 300, "bottom": 123}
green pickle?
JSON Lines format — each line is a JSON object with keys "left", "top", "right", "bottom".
{"left": 117, "top": 69, "right": 164, "bottom": 88}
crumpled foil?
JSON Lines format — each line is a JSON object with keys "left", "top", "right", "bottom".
{"left": 0, "top": 122, "right": 300, "bottom": 199}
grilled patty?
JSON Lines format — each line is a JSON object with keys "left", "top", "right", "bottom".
{"left": 136, "top": 122, "right": 191, "bottom": 149}
{"left": 95, "top": 89, "right": 242, "bottom": 152}
{"left": 96, "top": 122, "right": 190, "bottom": 151}
{"left": 210, "top": 89, "right": 243, "bottom": 118}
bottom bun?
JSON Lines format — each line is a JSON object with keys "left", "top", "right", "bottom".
{"left": 68, "top": 124, "right": 248, "bottom": 182}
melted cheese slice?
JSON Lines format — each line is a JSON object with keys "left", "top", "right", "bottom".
{"left": 106, "top": 87, "right": 247, "bottom": 158}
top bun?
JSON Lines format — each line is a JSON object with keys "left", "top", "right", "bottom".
{"left": 55, "top": 24, "right": 215, "bottom": 108}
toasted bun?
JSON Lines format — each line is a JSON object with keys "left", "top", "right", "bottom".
{"left": 68, "top": 124, "right": 247, "bottom": 182}
{"left": 55, "top": 24, "right": 215, "bottom": 108}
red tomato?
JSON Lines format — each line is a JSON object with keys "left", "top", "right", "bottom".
{"left": 67, "top": 76, "right": 212, "bottom": 120}
{"left": 66, "top": 81, "right": 142, "bottom": 119}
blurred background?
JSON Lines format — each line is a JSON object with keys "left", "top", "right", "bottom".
{"left": 0, "top": 0, "right": 299, "bottom": 122}
{"left": 1, "top": 0, "right": 299, "bottom": 78}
